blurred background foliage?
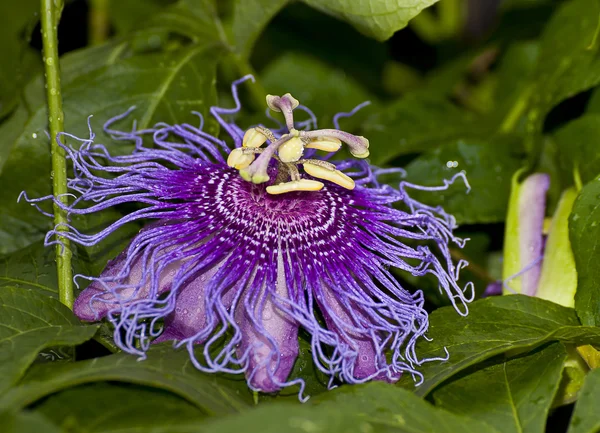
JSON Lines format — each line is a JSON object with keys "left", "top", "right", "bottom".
{"left": 1, "top": 1, "right": 600, "bottom": 432}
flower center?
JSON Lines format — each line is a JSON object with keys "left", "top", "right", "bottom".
{"left": 184, "top": 162, "right": 359, "bottom": 253}
{"left": 226, "top": 93, "right": 371, "bottom": 195}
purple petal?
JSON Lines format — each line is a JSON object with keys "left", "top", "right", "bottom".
{"left": 156, "top": 264, "right": 223, "bottom": 342}
{"left": 318, "top": 284, "right": 392, "bottom": 383}
{"left": 73, "top": 242, "right": 179, "bottom": 321}
{"left": 235, "top": 254, "right": 299, "bottom": 392}
{"left": 517, "top": 173, "right": 550, "bottom": 295}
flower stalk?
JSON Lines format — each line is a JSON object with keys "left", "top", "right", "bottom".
{"left": 41, "top": 0, "right": 74, "bottom": 309}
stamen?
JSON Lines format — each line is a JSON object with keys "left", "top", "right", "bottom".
{"left": 305, "top": 137, "right": 342, "bottom": 152}
{"left": 231, "top": 93, "right": 369, "bottom": 193}
{"left": 242, "top": 128, "right": 268, "bottom": 148}
{"left": 266, "top": 179, "right": 324, "bottom": 195}
{"left": 240, "top": 135, "right": 292, "bottom": 184}
{"left": 303, "top": 161, "right": 355, "bottom": 190}
{"left": 227, "top": 148, "right": 255, "bottom": 169}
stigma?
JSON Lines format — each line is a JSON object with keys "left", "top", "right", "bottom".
{"left": 226, "top": 93, "right": 370, "bottom": 194}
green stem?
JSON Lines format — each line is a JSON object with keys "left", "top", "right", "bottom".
{"left": 439, "top": 0, "right": 463, "bottom": 37}
{"left": 499, "top": 87, "right": 533, "bottom": 133}
{"left": 41, "top": 0, "right": 74, "bottom": 309}
{"left": 573, "top": 166, "right": 583, "bottom": 192}
{"left": 89, "top": 0, "right": 110, "bottom": 45}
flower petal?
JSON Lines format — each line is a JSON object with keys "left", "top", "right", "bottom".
{"left": 318, "top": 284, "right": 392, "bottom": 383}
{"left": 518, "top": 173, "right": 550, "bottom": 295}
{"left": 235, "top": 253, "right": 299, "bottom": 392}
{"left": 155, "top": 264, "right": 223, "bottom": 342}
{"left": 74, "top": 235, "right": 182, "bottom": 321}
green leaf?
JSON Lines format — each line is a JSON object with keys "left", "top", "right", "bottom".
{"left": 0, "top": 40, "right": 131, "bottom": 254}
{"left": 204, "top": 382, "right": 498, "bottom": 433}
{"left": 0, "top": 411, "right": 62, "bottom": 433}
{"left": 260, "top": 52, "right": 375, "bottom": 130}
{"left": 108, "top": 0, "right": 170, "bottom": 34}
{"left": 0, "top": 287, "right": 97, "bottom": 394}
{"left": 360, "top": 43, "right": 539, "bottom": 166}
{"left": 0, "top": 0, "right": 41, "bottom": 118}
{"left": 567, "top": 368, "right": 600, "bottom": 433}
{"left": 0, "top": 343, "right": 252, "bottom": 413}
{"left": 494, "top": 41, "right": 539, "bottom": 132}
{"left": 233, "top": 0, "right": 289, "bottom": 58}
{"left": 362, "top": 95, "right": 480, "bottom": 165}
{"left": 253, "top": 2, "right": 391, "bottom": 93}
{"left": 0, "top": 242, "right": 59, "bottom": 298}
{"left": 0, "top": 42, "right": 221, "bottom": 255}
{"left": 529, "top": 0, "right": 600, "bottom": 120}
{"left": 0, "top": 208, "right": 136, "bottom": 298}
{"left": 399, "top": 295, "right": 600, "bottom": 397}
{"left": 571, "top": 176, "right": 600, "bottom": 327}
{"left": 553, "top": 115, "right": 600, "bottom": 186}
{"left": 403, "top": 135, "right": 525, "bottom": 224}
{"left": 35, "top": 383, "right": 208, "bottom": 432}
{"left": 433, "top": 343, "right": 567, "bottom": 433}
{"left": 143, "top": 0, "right": 226, "bottom": 44}
{"left": 301, "top": 0, "right": 439, "bottom": 41}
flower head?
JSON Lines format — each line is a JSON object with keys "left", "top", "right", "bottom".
{"left": 24, "top": 76, "right": 473, "bottom": 399}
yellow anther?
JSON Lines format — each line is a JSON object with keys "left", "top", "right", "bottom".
{"left": 266, "top": 179, "right": 324, "bottom": 195}
{"left": 227, "top": 148, "right": 255, "bottom": 169}
{"left": 303, "top": 162, "right": 355, "bottom": 190}
{"left": 278, "top": 137, "right": 304, "bottom": 163}
{"left": 243, "top": 128, "right": 268, "bottom": 148}
{"left": 306, "top": 137, "right": 342, "bottom": 152}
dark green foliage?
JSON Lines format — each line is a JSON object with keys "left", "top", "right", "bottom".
{"left": 1, "top": 1, "right": 599, "bottom": 432}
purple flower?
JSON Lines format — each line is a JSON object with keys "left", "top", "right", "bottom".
{"left": 24, "top": 76, "right": 473, "bottom": 398}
